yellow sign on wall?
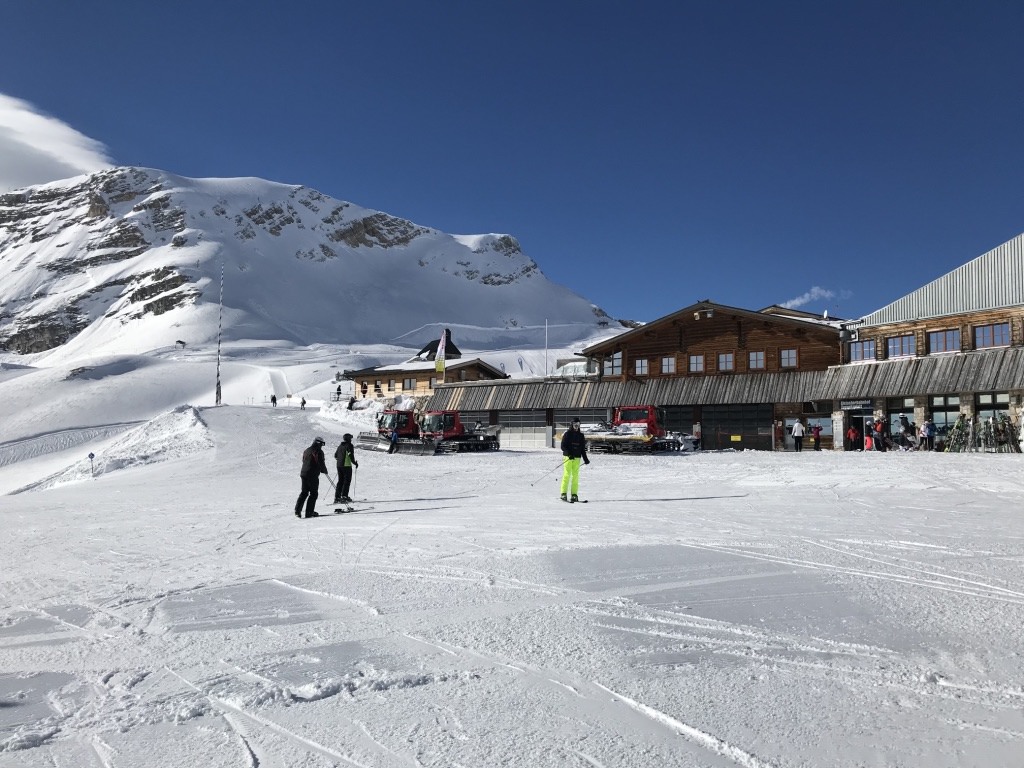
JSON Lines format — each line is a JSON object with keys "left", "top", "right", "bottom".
{"left": 730, "top": 435, "right": 742, "bottom": 442}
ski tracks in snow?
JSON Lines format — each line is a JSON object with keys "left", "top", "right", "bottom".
{"left": 400, "top": 633, "right": 780, "bottom": 768}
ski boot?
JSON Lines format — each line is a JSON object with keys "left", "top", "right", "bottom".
{"left": 570, "top": 494, "right": 579, "bottom": 503}
{"left": 560, "top": 493, "right": 568, "bottom": 502}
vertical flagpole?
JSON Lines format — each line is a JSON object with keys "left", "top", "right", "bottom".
{"left": 215, "top": 262, "right": 223, "bottom": 406}
{"left": 545, "top": 319, "right": 548, "bottom": 376}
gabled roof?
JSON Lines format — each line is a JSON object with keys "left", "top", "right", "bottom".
{"left": 343, "top": 357, "right": 508, "bottom": 380}
{"left": 861, "top": 232, "right": 1024, "bottom": 327}
{"left": 581, "top": 299, "right": 840, "bottom": 356}
{"left": 413, "top": 327, "right": 461, "bottom": 361}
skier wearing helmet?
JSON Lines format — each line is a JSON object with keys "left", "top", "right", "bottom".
{"left": 295, "top": 436, "right": 328, "bottom": 518}
{"left": 559, "top": 418, "right": 590, "bottom": 503}
{"left": 333, "top": 433, "right": 359, "bottom": 504}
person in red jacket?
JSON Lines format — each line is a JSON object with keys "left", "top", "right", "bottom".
{"left": 811, "top": 423, "right": 823, "bottom": 451}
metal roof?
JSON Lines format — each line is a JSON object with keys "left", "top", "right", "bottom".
{"left": 861, "top": 232, "right": 1024, "bottom": 327}
{"left": 425, "top": 371, "right": 826, "bottom": 411}
{"left": 818, "top": 347, "right": 1024, "bottom": 399}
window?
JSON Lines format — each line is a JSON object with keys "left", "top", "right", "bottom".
{"left": 928, "top": 329, "right": 960, "bottom": 354}
{"left": 748, "top": 351, "right": 765, "bottom": 370}
{"left": 388, "top": 379, "right": 396, "bottom": 392}
{"left": 929, "top": 394, "right": 960, "bottom": 445}
{"left": 689, "top": 354, "right": 704, "bottom": 373}
{"left": 429, "top": 377, "right": 437, "bottom": 388}
{"left": 603, "top": 351, "right": 623, "bottom": 376}
{"left": 661, "top": 356, "right": 676, "bottom": 374}
{"left": 374, "top": 379, "right": 383, "bottom": 394}
{"left": 849, "top": 340, "right": 876, "bottom": 362}
{"left": 402, "top": 378, "right": 415, "bottom": 390}
{"left": 635, "top": 358, "right": 649, "bottom": 375}
{"left": 717, "top": 352, "right": 734, "bottom": 371}
{"left": 974, "top": 322, "right": 1010, "bottom": 349}
{"left": 781, "top": 348, "right": 798, "bottom": 368}
{"left": 886, "top": 335, "right": 915, "bottom": 358}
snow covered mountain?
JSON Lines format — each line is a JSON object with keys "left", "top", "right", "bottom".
{"left": 0, "top": 167, "right": 612, "bottom": 361}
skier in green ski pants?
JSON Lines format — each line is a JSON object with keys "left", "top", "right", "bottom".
{"left": 560, "top": 418, "right": 590, "bottom": 503}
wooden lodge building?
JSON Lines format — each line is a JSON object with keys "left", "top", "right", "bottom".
{"left": 344, "top": 328, "right": 508, "bottom": 403}
{"left": 427, "top": 301, "right": 843, "bottom": 450}
{"left": 820, "top": 231, "right": 1024, "bottom": 450}
{"left": 421, "top": 232, "right": 1024, "bottom": 451}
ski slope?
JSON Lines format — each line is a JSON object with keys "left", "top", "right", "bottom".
{"left": 2, "top": 399, "right": 1023, "bottom": 766}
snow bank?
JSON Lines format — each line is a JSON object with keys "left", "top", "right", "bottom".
{"left": 13, "top": 405, "right": 213, "bottom": 492}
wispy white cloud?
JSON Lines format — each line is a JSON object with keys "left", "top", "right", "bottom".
{"left": 0, "top": 93, "right": 113, "bottom": 192}
{"left": 780, "top": 286, "right": 837, "bottom": 309}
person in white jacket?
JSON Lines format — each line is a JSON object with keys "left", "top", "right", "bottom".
{"left": 791, "top": 419, "right": 806, "bottom": 452}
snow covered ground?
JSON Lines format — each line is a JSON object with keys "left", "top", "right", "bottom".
{"left": 2, "top": 394, "right": 1023, "bottom": 767}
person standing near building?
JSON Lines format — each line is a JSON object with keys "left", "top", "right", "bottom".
{"left": 845, "top": 423, "right": 860, "bottom": 451}
{"left": 270, "top": 394, "right": 277, "bottom": 407}
{"left": 920, "top": 418, "right": 935, "bottom": 451}
{"left": 811, "top": 422, "right": 823, "bottom": 451}
{"left": 560, "top": 418, "right": 590, "bottom": 502}
{"left": 295, "top": 436, "right": 328, "bottom": 518}
{"left": 791, "top": 419, "right": 805, "bottom": 452}
{"left": 333, "top": 434, "right": 359, "bottom": 503}
{"left": 873, "top": 417, "right": 887, "bottom": 452}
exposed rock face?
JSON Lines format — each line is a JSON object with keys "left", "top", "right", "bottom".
{"left": 0, "top": 166, "right": 611, "bottom": 354}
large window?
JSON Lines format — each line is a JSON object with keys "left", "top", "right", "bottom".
{"left": 717, "top": 352, "right": 734, "bottom": 371}
{"left": 603, "top": 351, "right": 623, "bottom": 376}
{"left": 781, "top": 348, "right": 798, "bottom": 368}
{"left": 929, "top": 394, "right": 960, "bottom": 447}
{"left": 974, "top": 322, "right": 1010, "bottom": 349}
{"left": 748, "top": 351, "right": 765, "bottom": 370}
{"left": 635, "top": 358, "right": 648, "bottom": 375}
{"left": 661, "top": 356, "right": 676, "bottom": 374}
{"left": 689, "top": 354, "right": 704, "bottom": 373}
{"left": 928, "top": 329, "right": 960, "bottom": 354}
{"left": 402, "top": 378, "right": 416, "bottom": 390}
{"left": 849, "top": 340, "right": 876, "bottom": 362}
{"left": 886, "top": 335, "right": 915, "bottom": 358}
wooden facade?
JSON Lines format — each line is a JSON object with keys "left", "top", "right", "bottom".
{"left": 345, "top": 358, "right": 508, "bottom": 401}
{"left": 581, "top": 301, "right": 841, "bottom": 380}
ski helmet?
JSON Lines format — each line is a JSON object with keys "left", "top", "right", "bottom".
{"left": 314, "top": 436, "right": 325, "bottom": 445}
{"left": 343, "top": 433, "right": 353, "bottom": 441}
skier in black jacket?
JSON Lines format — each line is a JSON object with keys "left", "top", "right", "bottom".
{"left": 559, "top": 418, "right": 590, "bottom": 503}
{"left": 295, "top": 436, "right": 328, "bottom": 518}
{"left": 333, "top": 434, "right": 359, "bottom": 503}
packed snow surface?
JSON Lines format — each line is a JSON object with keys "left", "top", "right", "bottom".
{"left": 2, "top": 401, "right": 1022, "bottom": 766}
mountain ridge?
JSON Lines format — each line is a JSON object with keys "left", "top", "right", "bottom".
{"left": 0, "top": 167, "right": 614, "bottom": 362}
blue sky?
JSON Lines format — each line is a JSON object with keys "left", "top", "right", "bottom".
{"left": 1, "top": 1, "right": 1021, "bottom": 323}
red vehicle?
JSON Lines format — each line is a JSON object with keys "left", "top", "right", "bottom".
{"left": 420, "top": 411, "right": 500, "bottom": 453}
{"left": 582, "top": 405, "right": 691, "bottom": 452}
{"left": 357, "top": 410, "right": 499, "bottom": 454}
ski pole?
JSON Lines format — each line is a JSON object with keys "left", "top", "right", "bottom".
{"left": 529, "top": 457, "right": 565, "bottom": 486}
{"left": 351, "top": 466, "right": 357, "bottom": 498}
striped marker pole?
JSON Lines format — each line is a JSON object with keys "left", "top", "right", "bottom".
{"left": 215, "top": 262, "right": 223, "bottom": 406}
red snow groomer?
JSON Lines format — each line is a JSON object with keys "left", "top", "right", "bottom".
{"left": 357, "top": 409, "right": 500, "bottom": 455}
{"left": 581, "top": 405, "right": 693, "bottom": 453}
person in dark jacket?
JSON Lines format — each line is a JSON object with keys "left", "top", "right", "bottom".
{"left": 295, "top": 436, "right": 328, "bottom": 518}
{"left": 333, "top": 434, "right": 359, "bottom": 503}
{"left": 559, "top": 418, "right": 590, "bottom": 503}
